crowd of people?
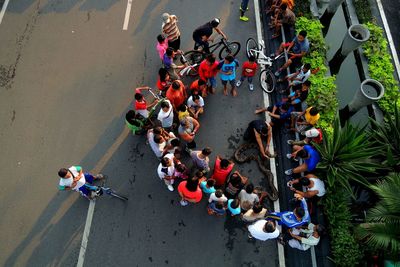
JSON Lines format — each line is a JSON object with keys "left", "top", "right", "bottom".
{"left": 58, "top": 3, "right": 329, "bottom": 252}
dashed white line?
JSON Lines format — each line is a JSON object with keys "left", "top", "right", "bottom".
{"left": 122, "top": 0, "right": 133, "bottom": 30}
{"left": 0, "top": 0, "right": 11, "bottom": 25}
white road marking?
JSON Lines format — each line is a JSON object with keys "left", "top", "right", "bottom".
{"left": 253, "top": 1, "right": 285, "bottom": 267}
{"left": 0, "top": 0, "right": 11, "bottom": 25}
{"left": 375, "top": 0, "right": 400, "bottom": 84}
{"left": 122, "top": 0, "right": 133, "bottom": 30}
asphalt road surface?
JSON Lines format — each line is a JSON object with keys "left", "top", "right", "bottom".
{"left": 380, "top": 0, "right": 400, "bottom": 66}
{"left": 0, "top": 0, "right": 279, "bottom": 266}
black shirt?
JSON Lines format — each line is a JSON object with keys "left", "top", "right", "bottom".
{"left": 249, "top": 120, "right": 268, "bottom": 135}
{"left": 193, "top": 22, "right": 213, "bottom": 39}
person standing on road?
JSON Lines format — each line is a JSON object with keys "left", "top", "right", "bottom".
{"left": 190, "top": 147, "right": 212, "bottom": 173}
{"left": 240, "top": 0, "right": 251, "bottom": 22}
{"left": 166, "top": 80, "right": 187, "bottom": 111}
{"left": 218, "top": 55, "right": 239, "bottom": 96}
{"left": 157, "top": 153, "right": 176, "bottom": 192}
{"left": 198, "top": 54, "right": 220, "bottom": 94}
{"left": 161, "top": 13, "right": 181, "bottom": 51}
{"left": 192, "top": 18, "right": 227, "bottom": 54}
{"left": 58, "top": 166, "right": 104, "bottom": 199}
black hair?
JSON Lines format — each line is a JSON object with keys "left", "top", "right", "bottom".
{"left": 206, "top": 54, "right": 216, "bottom": 63}
{"left": 177, "top": 104, "right": 187, "bottom": 112}
{"left": 295, "top": 207, "right": 305, "bottom": 218}
{"left": 260, "top": 126, "right": 268, "bottom": 136}
{"left": 157, "top": 34, "right": 165, "bottom": 44}
{"left": 207, "top": 179, "right": 216, "bottom": 187}
{"left": 230, "top": 199, "right": 240, "bottom": 209}
{"left": 280, "top": 3, "right": 287, "bottom": 10}
{"left": 126, "top": 110, "right": 140, "bottom": 125}
{"left": 281, "top": 102, "right": 291, "bottom": 111}
{"left": 215, "top": 202, "right": 224, "bottom": 210}
{"left": 195, "top": 171, "right": 204, "bottom": 178}
{"left": 172, "top": 81, "right": 181, "bottom": 90}
{"left": 245, "top": 183, "right": 254, "bottom": 194}
{"left": 153, "top": 134, "right": 163, "bottom": 144}
{"left": 225, "top": 55, "right": 234, "bottom": 63}
{"left": 299, "top": 30, "right": 307, "bottom": 38}
{"left": 297, "top": 149, "right": 309, "bottom": 159}
{"left": 316, "top": 224, "right": 326, "bottom": 235}
{"left": 303, "top": 80, "right": 312, "bottom": 87}
{"left": 304, "top": 63, "right": 311, "bottom": 70}
{"left": 198, "top": 79, "right": 206, "bottom": 86}
{"left": 166, "top": 47, "right": 174, "bottom": 56}
{"left": 230, "top": 173, "right": 241, "bottom": 186}
{"left": 309, "top": 107, "right": 319, "bottom": 116}
{"left": 265, "top": 221, "right": 276, "bottom": 233}
{"left": 215, "top": 189, "right": 223, "bottom": 198}
{"left": 161, "top": 101, "right": 170, "bottom": 109}
{"left": 170, "top": 138, "right": 180, "bottom": 147}
{"left": 134, "top": 93, "right": 143, "bottom": 101}
{"left": 176, "top": 164, "right": 186, "bottom": 173}
{"left": 249, "top": 55, "right": 256, "bottom": 62}
{"left": 220, "top": 159, "right": 230, "bottom": 168}
{"left": 253, "top": 203, "right": 263, "bottom": 213}
{"left": 160, "top": 157, "right": 170, "bottom": 167}
{"left": 192, "top": 94, "right": 200, "bottom": 101}
{"left": 58, "top": 168, "right": 68, "bottom": 178}
{"left": 202, "top": 147, "right": 212, "bottom": 156}
{"left": 158, "top": 67, "right": 168, "bottom": 81}
{"left": 299, "top": 177, "right": 311, "bottom": 186}
{"left": 153, "top": 127, "right": 163, "bottom": 135}
{"left": 186, "top": 176, "right": 200, "bottom": 192}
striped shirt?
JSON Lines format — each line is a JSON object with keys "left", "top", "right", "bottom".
{"left": 162, "top": 15, "right": 180, "bottom": 41}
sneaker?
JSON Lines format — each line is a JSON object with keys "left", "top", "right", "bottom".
{"left": 274, "top": 70, "right": 281, "bottom": 76}
{"left": 236, "top": 80, "right": 242, "bottom": 87}
{"left": 167, "top": 184, "right": 174, "bottom": 192}
{"left": 285, "top": 169, "right": 293, "bottom": 175}
{"left": 95, "top": 174, "right": 105, "bottom": 179}
{"left": 239, "top": 16, "right": 249, "bottom": 22}
{"left": 249, "top": 83, "right": 254, "bottom": 91}
{"left": 287, "top": 140, "right": 294, "bottom": 145}
{"left": 286, "top": 153, "right": 292, "bottom": 159}
{"left": 248, "top": 234, "right": 253, "bottom": 239}
{"left": 180, "top": 199, "right": 188, "bottom": 206}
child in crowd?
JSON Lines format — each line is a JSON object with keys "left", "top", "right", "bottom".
{"left": 218, "top": 55, "right": 239, "bottom": 96}
{"left": 190, "top": 79, "right": 208, "bottom": 97}
{"left": 173, "top": 163, "right": 189, "bottom": 181}
{"left": 134, "top": 86, "right": 158, "bottom": 118}
{"left": 177, "top": 104, "right": 191, "bottom": 122}
{"left": 207, "top": 201, "right": 226, "bottom": 216}
{"left": 187, "top": 94, "right": 205, "bottom": 119}
{"left": 236, "top": 55, "right": 257, "bottom": 91}
{"left": 157, "top": 68, "right": 171, "bottom": 96}
{"left": 209, "top": 189, "right": 228, "bottom": 203}
{"left": 156, "top": 34, "right": 169, "bottom": 61}
{"left": 227, "top": 198, "right": 241, "bottom": 216}
{"left": 200, "top": 178, "right": 216, "bottom": 194}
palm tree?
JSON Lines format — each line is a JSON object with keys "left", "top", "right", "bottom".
{"left": 314, "top": 117, "right": 381, "bottom": 195}
{"left": 356, "top": 173, "right": 400, "bottom": 255}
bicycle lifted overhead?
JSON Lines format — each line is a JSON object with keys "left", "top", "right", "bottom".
{"left": 246, "top": 37, "right": 285, "bottom": 93}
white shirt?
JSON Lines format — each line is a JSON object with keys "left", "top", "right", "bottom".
{"left": 59, "top": 166, "right": 86, "bottom": 191}
{"left": 187, "top": 96, "right": 204, "bottom": 108}
{"left": 157, "top": 153, "right": 175, "bottom": 180}
{"left": 248, "top": 219, "right": 280, "bottom": 241}
{"left": 308, "top": 177, "right": 326, "bottom": 197}
{"left": 208, "top": 193, "right": 228, "bottom": 203}
{"left": 147, "top": 130, "right": 166, "bottom": 158}
{"left": 157, "top": 100, "right": 174, "bottom": 128}
{"left": 292, "top": 66, "right": 311, "bottom": 85}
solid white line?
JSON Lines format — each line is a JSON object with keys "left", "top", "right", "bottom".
{"left": 375, "top": 0, "right": 400, "bottom": 84}
{"left": 76, "top": 200, "right": 96, "bottom": 267}
{"left": 0, "top": 0, "right": 11, "bottom": 25}
{"left": 253, "top": 1, "right": 285, "bottom": 267}
{"left": 122, "top": 0, "right": 132, "bottom": 30}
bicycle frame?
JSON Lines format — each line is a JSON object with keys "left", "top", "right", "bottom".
{"left": 178, "top": 53, "right": 199, "bottom": 77}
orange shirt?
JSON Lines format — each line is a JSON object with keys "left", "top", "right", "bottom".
{"left": 282, "top": 0, "right": 294, "bottom": 10}
{"left": 166, "top": 80, "right": 186, "bottom": 109}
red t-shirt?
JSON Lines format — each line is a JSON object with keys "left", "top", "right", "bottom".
{"left": 199, "top": 60, "right": 219, "bottom": 80}
{"left": 157, "top": 79, "right": 170, "bottom": 91}
{"left": 242, "top": 61, "right": 257, "bottom": 77}
{"left": 311, "top": 129, "right": 323, "bottom": 144}
{"left": 134, "top": 88, "right": 147, "bottom": 110}
{"left": 211, "top": 158, "right": 234, "bottom": 186}
{"left": 178, "top": 181, "right": 203, "bottom": 203}
{"left": 166, "top": 80, "right": 186, "bottom": 108}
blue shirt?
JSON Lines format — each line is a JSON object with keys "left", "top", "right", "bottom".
{"left": 304, "top": 145, "right": 320, "bottom": 171}
{"left": 271, "top": 198, "right": 310, "bottom": 228}
{"left": 163, "top": 53, "right": 173, "bottom": 69}
{"left": 276, "top": 102, "right": 294, "bottom": 120}
{"left": 200, "top": 181, "right": 216, "bottom": 194}
{"left": 208, "top": 202, "right": 226, "bottom": 215}
{"left": 218, "top": 60, "right": 239, "bottom": 81}
{"left": 227, "top": 199, "right": 241, "bottom": 215}
{"left": 291, "top": 36, "right": 309, "bottom": 55}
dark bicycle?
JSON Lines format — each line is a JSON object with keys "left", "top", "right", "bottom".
{"left": 85, "top": 179, "right": 128, "bottom": 201}
{"left": 181, "top": 38, "right": 241, "bottom": 66}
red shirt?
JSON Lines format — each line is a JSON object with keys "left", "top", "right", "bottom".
{"left": 311, "top": 129, "right": 323, "bottom": 144}
{"left": 211, "top": 158, "right": 234, "bottom": 186}
{"left": 157, "top": 79, "right": 170, "bottom": 91}
{"left": 134, "top": 88, "right": 147, "bottom": 110}
{"left": 178, "top": 181, "right": 203, "bottom": 203}
{"left": 166, "top": 80, "right": 186, "bottom": 109}
{"left": 242, "top": 61, "right": 257, "bottom": 77}
{"left": 199, "top": 60, "right": 219, "bottom": 81}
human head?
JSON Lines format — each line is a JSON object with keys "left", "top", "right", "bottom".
{"left": 161, "top": 13, "right": 170, "bottom": 23}
{"left": 210, "top": 18, "right": 220, "bottom": 28}
{"left": 303, "top": 63, "right": 311, "bottom": 72}
{"left": 174, "top": 148, "right": 182, "bottom": 160}
{"left": 245, "top": 183, "right": 254, "bottom": 194}
{"left": 176, "top": 163, "right": 186, "bottom": 173}
{"left": 177, "top": 104, "right": 187, "bottom": 113}
{"left": 230, "top": 199, "right": 240, "bottom": 209}
{"left": 230, "top": 173, "right": 241, "bottom": 186}
{"left": 186, "top": 176, "right": 200, "bottom": 191}
{"left": 215, "top": 202, "right": 224, "bottom": 210}
{"left": 172, "top": 80, "right": 181, "bottom": 90}
{"left": 249, "top": 55, "right": 256, "bottom": 63}
{"left": 198, "top": 79, "right": 207, "bottom": 89}
{"left": 126, "top": 110, "right": 140, "bottom": 126}
{"left": 207, "top": 179, "right": 216, "bottom": 187}
{"left": 295, "top": 207, "right": 305, "bottom": 219}
{"left": 161, "top": 101, "right": 170, "bottom": 111}
{"left": 160, "top": 156, "right": 171, "bottom": 167}
{"left": 58, "top": 168, "right": 68, "bottom": 178}
{"left": 260, "top": 126, "right": 268, "bottom": 136}
{"left": 302, "top": 80, "right": 311, "bottom": 89}
{"left": 153, "top": 134, "right": 164, "bottom": 144}
{"left": 315, "top": 224, "right": 326, "bottom": 235}
{"left": 305, "top": 128, "right": 320, "bottom": 138}
{"left": 166, "top": 47, "right": 174, "bottom": 57}
{"left": 224, "top": 55, "right": 234, "bottom": 63}
{"left": 280, "top": 3, "right": 288, "bottom": 10}
{"left": 201, "top": 147, "right": 212, "bottom": 156}
{"left": 281, "top": 102, "right": 291, "bottom": 111}
{"left": 153, "top": 126, "right": 163, "bottom": 135}
{"left": 252, "top": 203, "right": 263, "bottom": 214}
{"left": 220, "top": 158, "right": 230, "bottom": 168}
{"left": 215, "top": 189, "right": 223, "bottom": 198}
{"left": 206, "top": 53, "right": 216, "bottom": 64}
{"left": 195, "top": 170, "right": 204, "bottom": 178}
{"left": 158, "top": 67, "right": 168, "bottom": 80}
{"left": 192, "top": 94, "right": 201, "bottom": 104}
{"left": 170, "top": 138, "right": 180, "bottom": 147}
{"left": 134, "top": 93, "right": 143, "bottom": 101}
{"left": 157, "top": 34, "right": 165, "bottom": 44}
{"left": 297, "top": 149, "right": 309, "bottom": 159}
{"left": 264, "top": 221, "right": 276, "bottom": 233}
{"left": 309, "top": 107, "right": 319, "bottom": 116}
{"left": 299, "top": 177, "right": 311, "bottom": 186}
{"left": 298, "top": 30, "right": 307, "bottom": 42}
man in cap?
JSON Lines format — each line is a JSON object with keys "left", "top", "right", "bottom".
{"left": 161, "top": 13, "right": 181, "bottom": 51}
{"left": 287, "top": 128, "right": 323, "bottom": 146}
{"left": 192, "top": 18, "right": 227, "bottom": 54}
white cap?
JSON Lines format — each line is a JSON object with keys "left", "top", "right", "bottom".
{"left": 305, "top": 128, "right": 320, "bottom": 138}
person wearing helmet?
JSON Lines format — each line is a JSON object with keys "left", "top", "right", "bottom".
{"left": 192, "top": 18, "right": 227, "bottom": 54}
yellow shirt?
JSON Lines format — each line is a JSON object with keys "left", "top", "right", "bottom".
{"left": 305, "top": 107, "right": 320, "bottom": 125}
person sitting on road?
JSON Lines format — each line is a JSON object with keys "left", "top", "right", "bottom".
{"left": 287, "top": 174, "right": 326, "bottom": 198}
{"left": 287, "top": 127, "right": 322, "bottom": 146}
{"left": 187, "top": 94, "right": 205, "bottom": 119}
{"left": 190, "top": 147, "right": 212, "bottom": 173}
{"left": 190, "top": 79, "right": 208, "bottom": 97}
{"left": 163, "top": 47, "right": 185, "bottom": 80}
{"left": 192, "top": 18, "right": 227, "bottom": 54}
{"left": 227, "top": 198, "right": 241, "bottom": 216}
{"left": 198, "top": 54, "right": 220, "bottom": 94}
{"left": 273, "top": 30, "right": 310, "bottom": 77}
{"left": 287, "top": 223, "right": 325, "bottom": 251}
{"left": 58, "top": 166, "right": 104, "bottom": 199}
{"left": 209, "top": 189, "right": 228, "bottom": 203}
{"left": 242, "top": 203, "right": 268, "bottom": 222}
{"left": 134, "top": 86, "right": 159, "bottom": 118}
{"left": 271, "top": 3, "right": 296, "bottom": 39}
{"left": 178, "top": 116, "right": 200, "bottom": 151}
{"left": 243, "top": 119, "right": 273, "bottom": 158}
{"left": 211, "top": 155, "right": 235, "bottom": 187}
{"left": 285, "top": 144, "right": 321, "bottom": 176}
{"left": 225, "top": 171, "right": 248, "bottom": 199}
{"left": 290, "top": 106, "right": 320, "bottom": 134}
{"left": 256, "top": 102, "right": 294, "bottom": 128}
{"left": 157, "top": 153, "right": 176, "bottom": 192}
{"left": 248, "top": 220, "right": 280, "bottom": 241}
{"left": 178, "top": 175, "right": 203, "bottom": 206}
{"left": 267, "top": 194, "right": 310, "bottom": 228}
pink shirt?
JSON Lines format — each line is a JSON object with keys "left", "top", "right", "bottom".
{"left": 156, "top": 39, "right": 169, "bottom": 60}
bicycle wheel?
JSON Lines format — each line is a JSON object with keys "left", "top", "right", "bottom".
{"left": 246, "top": 38, "right": 259, "bottom": 59}
{"left": 218, "top": 41, "right": 241, "bottom": 59}
{"left": 259, "top": 69, "right": 276, "bottom": 93}
{"left": 180, "top": 50, "right": 204, "bottom": 65}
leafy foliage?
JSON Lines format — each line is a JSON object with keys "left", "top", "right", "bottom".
{"left": 296, "top": 17, "right": 338, "bottom": 135}
{"left": 362, "top": 22, "right": 400, "bottom": 117}
{"left": 353, "top": 0, "right": 373, "bottom": 24}
{"left": 293, "top": 0, "right": 312, "bottom": 19}
{"left": 356, "top": 173, "right": 400, "bottom": 255}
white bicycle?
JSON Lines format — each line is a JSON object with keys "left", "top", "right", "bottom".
{"left": 246, "top": 38, "right": 284, "bottom": 93}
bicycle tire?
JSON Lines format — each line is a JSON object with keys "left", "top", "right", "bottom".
{"left": 180, "top": 50, "right": 204, "bottom": 65}
{"left": 246, "top": 38, "right": 259, "bottom": 59}
{"left": 259, "top": 69, "right": 276, "bottom": 93}
{"left": 109, "top": 191, "right": 128, "bottom": 201}
{"left": 187, "top": 65, "right": 199, "bottom": 77}
{"left": 218, "top": 41, "right": 241, "bottom": 59}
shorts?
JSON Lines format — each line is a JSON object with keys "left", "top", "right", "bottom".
{"left": 289, "top": 56, "right": 302, "bottom": 67}
{"left": 78, "top": 173, "right": 95, "bottom": 197}
{"left": 207, "top": 77, "right": 217, "bottom": 88}
{"left": 221, "top": 79, "right": 235, "bottom": 86}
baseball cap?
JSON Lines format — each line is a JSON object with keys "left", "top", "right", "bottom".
{"left": 162, "top": 13, "right": 170, "bottom": 23}
{"left": 305, "top": 128, "right": 320, "bottom": 138}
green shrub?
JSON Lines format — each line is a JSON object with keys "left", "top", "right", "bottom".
{"left": 296, "top": 17, "right": 338, "bottom": 135}
{"left": 362, "top": 22, "right": 400, "bottom": 117}
{"left": 293, "top": 0, "right": 312, "bottom": 19}
{"left": 353, "top": 0, "right": 373, "bottom": 24}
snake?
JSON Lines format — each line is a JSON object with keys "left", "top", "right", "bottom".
{"left": 233, "top": 143, "right": 279, "bottom": 201}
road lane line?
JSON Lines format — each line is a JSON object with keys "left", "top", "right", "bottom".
{"left": 375, "top": 0, "right": 400, "bottom": 83}
{"left": 253, "top": 1, "right": 285, "bottom": 267}
{"left": 0, "top": 0, "right": 10, "bottom": 25}
{"left": 76, "top": 127, "right": 129, "bottom": 267}
{"left": 122, "top": 0, "right": 133, "bottom": 30}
